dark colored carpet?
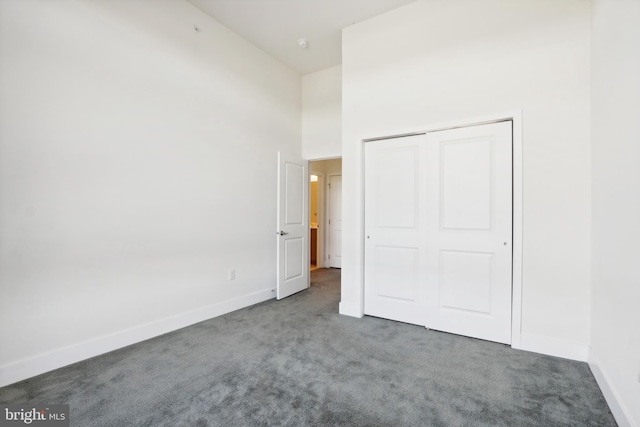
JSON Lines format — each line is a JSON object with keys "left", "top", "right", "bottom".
{"left": 0, "top": 269, "right": 616, "bottom": 426}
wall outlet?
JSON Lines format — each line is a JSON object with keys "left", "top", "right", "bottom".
{"left": 228, "top": 269, "right": 236, "bottom": 280}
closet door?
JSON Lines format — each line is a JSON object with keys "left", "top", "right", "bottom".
{"left": 363, "top": 121, "right": 513, "bottom": 344}
{"left": 364, "top": 134, "right": 427, "bottom": 326}
{"left": 424, "top": 121, "right": 512, "bottom": 344}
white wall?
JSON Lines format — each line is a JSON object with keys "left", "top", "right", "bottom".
{"left": 590, "top": 0, "right": 640, "bottom": 425}
{"left": 341, "top": 0, "right": 592, "bottom": 359}
{"left": 313, "top": 159, "right": 342, "bottom": 176}
{"left": 0, "top": 0, "right": 300, "bottom": 386}
{"left": 302, "top": 65, "right": 342, "bottom": 160}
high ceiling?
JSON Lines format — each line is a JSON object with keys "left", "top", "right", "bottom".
{"left": 186, "top": 0, "right": 417, "bottom": 75}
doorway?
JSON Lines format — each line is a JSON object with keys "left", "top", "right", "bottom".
{"left": 309, "top": 158, "right": 342, "bottom": 271}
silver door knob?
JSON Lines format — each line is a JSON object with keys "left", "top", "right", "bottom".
{"left": 278, "top": 231, "right": 289, "bottom": 236}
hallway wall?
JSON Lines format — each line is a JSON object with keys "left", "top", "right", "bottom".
{"left": 590, "top": 0, "right": 640, "bottom": 425}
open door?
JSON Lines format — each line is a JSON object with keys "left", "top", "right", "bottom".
{"left": 276, "top": 152, "right": 309, "bottom": 299}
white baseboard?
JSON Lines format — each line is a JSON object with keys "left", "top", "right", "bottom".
{"left": 513, "top": 332, "right": 589, "bottom": 361}
{"left": 588, "top": 348, "right": 636, "bottom": 427}
{"left": 0, "top": 289, "right": 274, "bottom": 388}
{"left": 339, "top": 301, "right": 363, "bottom": 318}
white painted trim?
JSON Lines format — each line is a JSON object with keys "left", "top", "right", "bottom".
{"left": 514, "top": 333, "right": 589, "bottom": 362}
{"left": 510, "top": 111, "right": 524, "bottom": 348}
{"left": 588, "top": 348, "right": 636, "bottom": 427}
{"left": 352, "top": 111, "right": 524, "bottom": 347}
{"left": 359, "top": 111, "right": 523, "bottom": 142}
{"left": 339, "top": 301, "right": 363, "bottom": 318}
{"left": 0, "top": 289, "right": 274, "bottom": 387}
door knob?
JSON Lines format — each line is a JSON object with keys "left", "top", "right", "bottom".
{"left": 278, "top": 231, "right": 289, "bottom": 236}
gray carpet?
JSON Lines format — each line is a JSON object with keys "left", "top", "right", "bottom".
{"left": 0, "top": 269, "right": 616, "bottom": 426}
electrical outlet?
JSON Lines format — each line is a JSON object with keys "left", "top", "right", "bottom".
{"left": 228, "top": 269, "right": 236, "bottom": 280}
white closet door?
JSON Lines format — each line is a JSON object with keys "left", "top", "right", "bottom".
{"left": 276, "top": 152, "right": 309, "bottom": 300}
{"left": 424, "top": 121, "right": 512, "bottom": 344}
{"left": 364, "top": 134, "right": 427, "bottom": 326}
{"left": 363, "top": 122, "right": 513, "bottom": 344}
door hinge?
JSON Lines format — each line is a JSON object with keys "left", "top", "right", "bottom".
{"left": 328, "top": 255, "right": 330, "bottom": 259}
{"left": 329, "top": 219, "right": 331, "bottom": 225}
{"left": 328, "top": 183, "right": 331, "bottom": 189}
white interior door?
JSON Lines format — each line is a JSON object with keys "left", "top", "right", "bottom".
{"left": 328, "top": 175, "right": 342, "bottom": 268}
{"left": 364, "top": 135, "right": 426, "bottom": 325}
{"left": 277, "top": 152, "right": 309, "bottom": 300}
{"left": 424, "top": 122, "right": 512, "bottom": 344}
{"left": 363, "top": 121, "right": 513, "bottom": 344}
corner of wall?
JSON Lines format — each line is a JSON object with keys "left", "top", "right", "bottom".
{"left": 338, "top": 301, "right": 363, "bottom": 318}
{"left": 588, "top": 347, "right": 636, "bottom": 427}
{"left": 514, "top": 333, "right": 589, "bottom": 362}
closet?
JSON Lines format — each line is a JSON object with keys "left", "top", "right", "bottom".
{"left": 363, "top": 121, "right": 513, "bottom": 344}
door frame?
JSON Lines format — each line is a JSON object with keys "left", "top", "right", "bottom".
{"left": 353, "top": 111, "right": 524, "bottom": 348}
{"left": 309, "top": 171, "right": 325, "bottom": 268}
{"left": 326, "top": 173, "right": 342, "bottom": 268}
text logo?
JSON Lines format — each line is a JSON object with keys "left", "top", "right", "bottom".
{"left": 0, "top": 405, "right": 69, "bottom": 427}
